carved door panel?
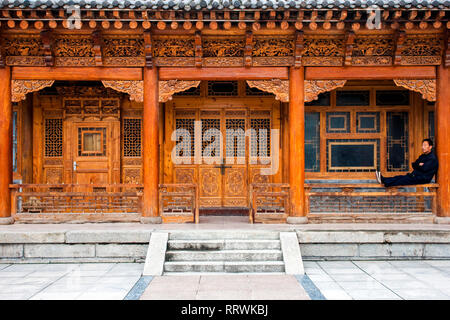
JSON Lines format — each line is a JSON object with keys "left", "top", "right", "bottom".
{"left": 71, "top": 122, "right": 117, "bottom": 190}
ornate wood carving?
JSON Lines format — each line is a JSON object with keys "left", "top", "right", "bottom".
{"left": 101, "top": 80, "right": 144, "bottom": 102}
{"left": 304, "top": 80, "right": 347, "bottom": 102}
{"left": 12, "top": 80, "right": 55, "bottom": 102}
{"left": 246, "top": 79, "right": 289, "bottom": 102}
{"left": 393, "top": 79, "right": 436, "bottom": 102}
{"left": 344, "top": 31, "right": 355, "bottom": 66}
{"left": 194, "top": 31, "right": 202, "bottom": 68}
{"left": 294, "top": 31, "right": 303, "bottom": 68}
{"left": 159, "top": 80, "right": 201, "bottom": 103}
{"left": 244, "top": 31, "right": 253, "bottom": 67}
{"left": 351, "top": 35, "right": 394, "bottom": 66}
{"left": 143, "top": 31, "right": 153, "bottom": 68}
{"left": 92, "top": 31, "right": 103, "bottom": 66}
{"left": 40, "top": 30, "right": 54, "bottom": 67}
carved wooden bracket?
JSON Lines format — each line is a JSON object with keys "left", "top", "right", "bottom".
{"left": 159, "top": 80, "right": 201, "bottom": 102}
{"left": 102, "top": 80, "right": 144, "bottom": 102}
{"left": 304, "top": 80, "right": 347, "bottom": 102}
{"left": 247, "top": 79, "right": 289, "bottom": 102}
{"left": 393, "top": 79, "right": 436, "bottom": 102}
{"left": 246, "top": 79, "right": 347, "bottom": 103}
{"left": 11, "top": 80, "right": 55, "bottom": 102}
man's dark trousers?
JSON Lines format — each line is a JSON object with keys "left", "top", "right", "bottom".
{"left": 381, "top": 174, "right": 419, "bottom": 187}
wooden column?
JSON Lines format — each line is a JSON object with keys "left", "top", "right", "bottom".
{"left": 141, "top": 67, "right": 162, "bottom": 223}
{"left": 436, "top": 65, "right": 450, "bottom": 220}
{"left": 22, "top": 95, "right": 33, "bottom": 183}
{"left": 0, "top": 68, "right": 13, "bottom": 224}
{"left": 287, "top": 67, "right": 307, "bottom": 223}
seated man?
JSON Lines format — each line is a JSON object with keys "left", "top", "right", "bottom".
{"left": 376, "top": 138, "right": 438, "bottom": 187}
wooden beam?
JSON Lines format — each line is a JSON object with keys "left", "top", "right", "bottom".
{"left": 12, "top": 67, "right": 143, "bottom": 81}
{"left": 305, "top": 66, "right": 436, "bottom": 80}
{"left": 159, "top": 67, "right": 289, "bottom": 80}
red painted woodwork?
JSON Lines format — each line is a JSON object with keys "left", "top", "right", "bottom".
{"left": 305, "top": 66, "right": 436, "bottom": 80}
{"left": 159, "top": 67, "right": 289, "bottom": 80}
{"left": 142, "top": 67, "right": 159, "bottom": 217}
{"left": 289, "top": 67, "right": 305, "bottom": 216}
{"left": 436, "top": 65, "right": 450, "bottom": 217}
{"left": 0, "top": 68, "right": 12, "bottom": 218}
{"left": 12, "top": 67, "right": 143, "bottom": 81}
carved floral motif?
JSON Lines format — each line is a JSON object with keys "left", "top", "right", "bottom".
{"left": 304, "top": 80, "right": 347, "bottom": 102}
{"left": 159, "top": 80, "right": 201, "bottom": 103}
{"left": 393, "top": 79, "right": 436, "bottom": 102}
{"left": 102, "top": 80, "right": 144, "bottom": 103}
{"left": 246, "top": 79, "right": 289, "bottom": 102}
{"left": 12, "top": 80, "right": 55, "bottom": 102}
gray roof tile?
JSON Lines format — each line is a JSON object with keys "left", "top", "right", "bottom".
{"left": 0, "top": 0, "right": 448, "bottom": 9}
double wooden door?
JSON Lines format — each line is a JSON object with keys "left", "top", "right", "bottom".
{"left": 171, "top": 108, "right": 274, "bottom": 209}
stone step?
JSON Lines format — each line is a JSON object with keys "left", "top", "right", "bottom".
{"left": 164, "top": 261, "right": 285, "bottom": 273}
{"left": 164, "top": 272, "right": 286, "bottom": 276}
{"left": 165, "top": 249, "right": 283, "bottom": 262}
{"left": 168, "top": 231, "right": 280, "bottom": 241}
{"left": 167, "top": 239, "right": 281, "bottom": 251}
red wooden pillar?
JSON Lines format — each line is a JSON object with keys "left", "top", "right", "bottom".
{"left": 436, "top": 64, "right": 450, "bottom": 222}
{"left": 141, "top": 67, "right": 162, "bottom": 223}
{"left": 287, "top": 67, "right": 307, "bottom": 223}
{"left": 0, "top": 67, "right": 13, "bottom": 224}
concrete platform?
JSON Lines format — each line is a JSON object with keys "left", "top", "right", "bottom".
{"left": 1, "top": 217, "right": 450, "bottom": 263}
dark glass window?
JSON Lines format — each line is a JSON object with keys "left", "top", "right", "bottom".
{"left": 336, "top": 90, "right": 370, "bottom": 106}
{"left": 305, "top": 112, "right": 320, "bottom": 172}
{"left": 386, "top": 112, "right": 409, "bottom": 171}
{"left": 428, "top": 111, "right": 435, "bottom": 145}
{"left": 207, "top": 81, "right": 238, "bottom": 96}
{"left": 327, "top": 139, "right": 380, "bottom": 172}
{"left": 376, "top": 90, "right": 410, "bottom": 106}
{"left": 305, "top": 92, "right": 331, "bottom": 106}
{"left": 356, "top": 112, "right": 380, "bottom": 133}
{"left": 326, "top": 112, "right": 350, "bottom": 133}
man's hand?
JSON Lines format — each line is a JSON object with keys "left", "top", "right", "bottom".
{"left": 419, "top": 163, "right": 424, "bottom": 166}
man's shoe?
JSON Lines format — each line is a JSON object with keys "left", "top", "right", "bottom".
{"left": 375, "top": 171, "right": 381, "bottom": 184}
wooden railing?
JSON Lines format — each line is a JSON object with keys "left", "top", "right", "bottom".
{"left": 10, "top": 184, "right": 143, "bottom": 215}
{"left": 305, "top": 183, "right": 439, "bottom": 215}
{"left": 249, "top": 183, "right": 291, "bottom": 223}
{"left": 159, "top": 183, "right": 199, "bottom": 223}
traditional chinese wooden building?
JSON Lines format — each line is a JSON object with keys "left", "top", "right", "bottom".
{"left": 0, "top": 0, "right": 449, "bottom": 224}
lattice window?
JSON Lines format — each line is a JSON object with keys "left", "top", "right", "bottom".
{"left": 123, "top": 118, "right": 142, "bottom": 157}
{"left": 201, "top": 119, "right": 221, "bottom": 157}
{"left": 44, "top": 118, "right": 63, "bottom": 157}
{"left": 226, "top": 119, "right": 245, "bottom": 158}
{"left": 12, "top": 111, "right": 18, "bottom": 172}
{"left": 386, "top": 112, "right": 409, "bottom": 171}
{"left": 250, "top": 118, "right": 271, "bottom": 157}
{"left": 326, "top": 112, "right": 350, "bottom": 133}
{"left": 175, "top": 118, "right": 195, "bottom": 157}
{"left": 336, "top": 90, "right": 370, "bottom": 106}
{"left": 305, "top": 112, "right": 320, "bottom": 172}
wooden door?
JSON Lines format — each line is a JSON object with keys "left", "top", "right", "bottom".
{"left": 71, "top": 122, "right": 116, "bottom": 188}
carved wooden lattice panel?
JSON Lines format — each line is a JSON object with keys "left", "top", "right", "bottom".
{"left": 123, "top": 118, "right": 142, "bottom": 157}
{"left": 201, "top": 118, "right": 221, "bottom": 158}
{"left": 250, "top": 118, "right": 271, "bottom": 158}
{"left": 44, "top": 119, "right": 63, "bottom": 157}
{"left": 175, "top": 118, "right": 195, "bottom": 157}
{"left": 225, "top": 118, "right": 245, "bottom": 159}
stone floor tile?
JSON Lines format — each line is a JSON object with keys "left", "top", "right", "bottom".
{"left": 0, "top": 264, "right": 11, "bottom": 271}
{"left": 306, "top": 274, "right": 335, "bottom": 282}
{"left": 345, "top": 289, "right": 401, "bottom": 300}
{"left": 31, "top": 291, "right": 86, "bottom": 300}
{"left": 370, "top": 273, "right": 418, "bottom": 281}
{"left": 380, "top": 280, "right": 434, "bottom": 289}
{"left": 141, "top": 290, "right": 198, "bottom": 300}
{"left": 311, "top": 281, "right": 344, "bottom": 291}
{"left": 394, "top": 289, "right": 450, "bottom": 300}
{"left": 317, "top": 261, "right": 356, "bottom": 269}
{"left": 328, "top": 274, "right": 375, "bottom": 282}
{"left": 0, "top": 292, "right": 37, "bottom": 300}
{"left": 321, "top": 268, "right": 366, "bottom": 275}
{"left": 337, "top": 280, "right": 387, "bottom": 291}
{"left": 319, "top": 289, "right": 352, "bottom": 300}
{"left": 0, "top": 264, "right": 47, "bottom": 272}
{"left": 250, "top": 289, "right": 310, "bottom": 300}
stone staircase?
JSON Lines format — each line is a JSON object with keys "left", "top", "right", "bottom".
{"left": 163, "top": 231, "right": 286, "bottom": 274}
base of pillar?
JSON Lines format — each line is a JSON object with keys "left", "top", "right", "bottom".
{"left": 0, "top": 217, "right": 14, "bottom": 225}
{"left": 286, "top": 217, "right": 308, "bottom": 224}
{"left": 434, "top": 217, "right": 450, "bottom": 224}
{"left": 140, "top": 216, "right": 162, "bottom": 224}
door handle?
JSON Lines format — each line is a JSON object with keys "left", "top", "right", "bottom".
{"left": 73, "top": 161, "right": 77, "bottom": 171}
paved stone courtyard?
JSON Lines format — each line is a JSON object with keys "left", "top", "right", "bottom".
{"left": 0, "top": 260, "right": 449, "bottom": 300}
